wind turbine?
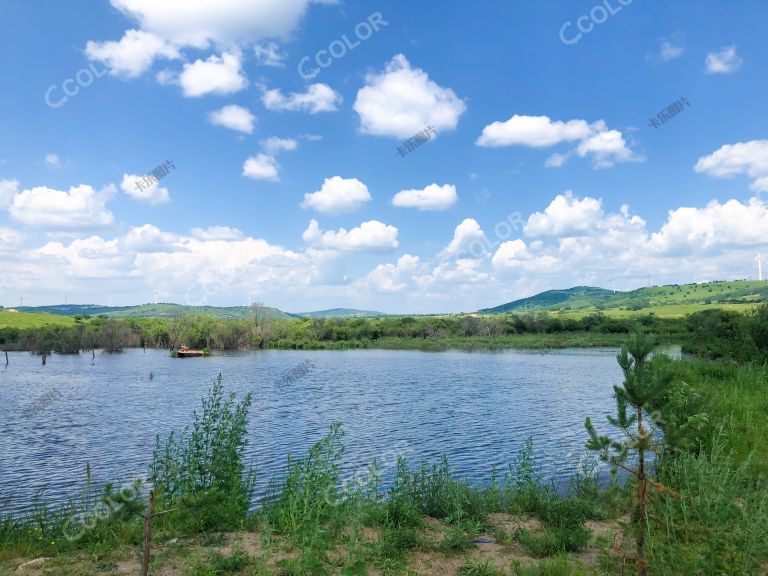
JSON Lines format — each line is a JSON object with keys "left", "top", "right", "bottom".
{"left": 154, "top": 289, "right": 159, "bottom": 305}
{"left": 758, "top": 254, "right": 764, "bottom": 281}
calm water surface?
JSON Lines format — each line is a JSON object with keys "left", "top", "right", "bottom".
{"left": 0, "top": 348, "right": 622, "bottom": 514}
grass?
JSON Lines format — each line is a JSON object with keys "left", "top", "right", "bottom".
{"left": 551, "top": 302, "right": 758, "bottom": 320}
{"left": 0, "top": 309, "right": 75, "bottom": 329}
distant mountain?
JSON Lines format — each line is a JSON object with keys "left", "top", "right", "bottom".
{"left": 479, "top": 280, "right": 768, "bottom": 314}
{"left": 16, "top": 303, "right": 384, "bottom": 321}
{"left": 297, "top": 308, "right": 387, "bottom": 318}
{"left": 18, "top": 303, "right": 297, "bottom": 320}
{"left": 18, "top": 304, "right": 133, "bottom": 316}
{"left": 479, "top": 287, "right": 614, "bottom": 314}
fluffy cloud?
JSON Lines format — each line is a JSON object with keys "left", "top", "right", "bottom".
{"left": 477, "top": 116, "right": 592, "bottom": 148}
{"left": 706, "top": 45, "right": 742, "bottom": 74}
{"left": 525, "top": 191, "right": 603, "bottom": 237}
{"left": 242, "top": 137, "right": 299, "bottom": 182}
{"left": 190, "top": 226, "right": 245, "bottom": 241}
{"left": 492, "top": 240, "right": 558, "bottom": 273}
{"left": 649, "top": 197, "right": 768, "bottom": 254}
{"left": 3, "top": 224, "right": 334, "bottom": 308}
{"left": 0, "top": 179, "right": 19, "bottom": 209}
{"left": 694, "top": 140, "right": 768, "bottom": 192}
{"left": 107, "top": 0, "right": 317, "bottom": 48}
{"left": 261, "top": 83, "right": 341, "bottom": 113}
{"left": 121, "top": 224, "right": 180, "bottom": 252}
{"left": 179, "top": 52, "right": 247, "bottom": 97}
{"left": 120, "top": 174, "right": 172, "bottom": 205}
{"left": 86, "top": 29, "right": 180, "bottom": 78}
{"left": 354, "top": 54, "right": 466, "bottom": 139}
{"left": 477, "top": 115, "right": 638, "bottom": 168}
{"left": 5, "top": 190, "right": 768, "bottom": 313}
{"left": 9, "top": 185, "right": 115, "bottom": 229}
{"left": 301, "top": 176, "right": 372, "bottom": 214}
{"left": 242, "top": 153, "right": 280, "bottom": 182}
{"left": 208, "top": 105, "right": 257, "bottom": 134}
{"left": 262, "top": 137, "right": 298, "bottom": 153}
{"left": 302, "top": 219, "right": 398, "bottom": 252}
{"left": 358, "top": 254, "right": 421, "bottom": 292}
{"left": 392, "top": 183, "right": 458, "bottom": 211}
{"left": 441, "top": 218, "right": 488, "bottom": 259}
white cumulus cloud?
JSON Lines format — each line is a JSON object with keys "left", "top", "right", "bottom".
{"left": 86, "top": 29, "right": 180, "bottom": 78}
{"left": 694, "top": 140, "right": 768, "bottom": 192}
{"left": 705, "top": 45, "right": 743, "bottom": 74}
{"left": 261, "top": 83, "right": 341, "bottom": 113}
{"left": 9, "top": 185, "right": 115, "bottom": 229}
{"left": 107, "top": 0, "right": 318, "bottom": 48}
{"left": 120, "top": 174, "right": 172, "bottom": 205}
{"left": 243, "top": 154, "right": 280, "bottom": 182}
{"left": 354, "top": 54, "right": 466, "bottom": 139}
{"left": 208, "top": 105, "right": 257, "bottom": 134}
{"left": 301, "top": 176, "right": 372, "bottom": 214}
{"left": 302, "top": 219, "right": 399, "bottom": 252}
{"left": 392, "top": 183, "right": 458, "bottom": 211}
{"left": 179, "top": 52, "right": 247, "bottom": 97}
{"left": 525, "top": 192, "right": 603, "bottom": 237}
{"left": 477, "top": 115, "right": 638, "bottom": 169}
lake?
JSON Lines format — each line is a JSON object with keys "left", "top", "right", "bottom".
{"left": 0, "top": 348, "right": 623, "bottom": 515}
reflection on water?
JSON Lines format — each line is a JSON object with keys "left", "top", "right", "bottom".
{"left": 0, "top": 348, "right": 623, "bottom": 515}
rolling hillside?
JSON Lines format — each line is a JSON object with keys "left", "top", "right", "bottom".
{"left": 298, "top": 308, "right": 386, "bottom": 318}
{"left": 12, "top": 303, "right": 383, "bottom": 320}
{"left": 480, "top": 280, "right": 768, "bottom": 315}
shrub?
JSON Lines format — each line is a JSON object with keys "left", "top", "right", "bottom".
{"left": 149, "top": 375, "right": 254, "bottom": 532}
{"left": 261, "top": 422, "right": 345, "bottom": 537}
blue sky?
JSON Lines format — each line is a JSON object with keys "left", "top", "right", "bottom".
{"left": 1, "top": 0, "right": 767, "bottom": 313}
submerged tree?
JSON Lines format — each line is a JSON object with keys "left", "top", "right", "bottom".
{"left": 585, "top": 326, "right": 667, "bottom": 576}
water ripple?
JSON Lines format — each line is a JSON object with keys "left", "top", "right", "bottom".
{"left": 0, "top": 348, "right": 621, "bottom": 515}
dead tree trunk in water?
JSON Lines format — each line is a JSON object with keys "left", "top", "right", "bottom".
{"left": 4, "top": 350, "right": 8, "bottom": 368}
{"left": 41, "top": 353, "right": 47, "bottom": 366}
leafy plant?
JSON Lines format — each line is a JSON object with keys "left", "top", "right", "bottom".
{"left": 149, "top": 375, "right": 254, "bottom": 531}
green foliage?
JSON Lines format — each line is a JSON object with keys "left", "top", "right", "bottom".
{"left": 261, "top": 422, "right": 345, "bottom": 537}
{"left": 459, "top": 558, "right": 503, "bottom": 576}
{"left": 186, "top": 549, "right": 254, "bottom": 576}
{"left": 515, "top": 525, "right": 591, "bottom": 557}
{"left": 510, "top": 556, "right": 587, "bottom": 576}
{"left": 647, "top": 437, "right": 768, "bottom": 575}
{"left": 149, "top": 375, "right": 254, "bottom": 532}
{"left": 386, "top": 455, "right": 487, "bottom": 525}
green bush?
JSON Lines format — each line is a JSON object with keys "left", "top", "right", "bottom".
{"left": 149, "top": 375, "right": 255, "bottom": 532}
{"left": 261, "top": 422, "right": 345, "bottom": 537}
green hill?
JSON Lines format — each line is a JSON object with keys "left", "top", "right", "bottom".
{"left": 479, "top": 287, "right": 615, "bottom": 313}
{"left": 297, "top": 308, "right": 386, "bottom": 318}
{"left": 17, "top": 303, "right": 296, "bottom": 320}
{"left": 480, "top": 280, "right": 768, "bottom": 315}
{"left": 13, "top": 303, "right": 384, "bottom": 321}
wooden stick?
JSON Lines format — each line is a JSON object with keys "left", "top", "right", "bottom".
{"left": 4, "top": 350, "right": 7, "bottom": 368}
{"left": 141, "top": 491, "right": 154, "bottom": 576}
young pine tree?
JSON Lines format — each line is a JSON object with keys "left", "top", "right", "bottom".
{"left": 585, "top": 326, "right": 667, "bottom": 576}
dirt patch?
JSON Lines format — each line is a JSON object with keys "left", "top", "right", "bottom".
{"left": 488, "top": 513, "right": 543, "bottom": 536}
{"left": 13, "top": 557, "right": 50, "bottom": 575}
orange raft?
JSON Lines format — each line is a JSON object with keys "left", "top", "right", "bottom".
{"left": 176, "top": 345, "right": 205, "bottom": 358}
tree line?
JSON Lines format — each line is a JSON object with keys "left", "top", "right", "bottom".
{"left": 0, "top": 306, "right": 698, "bottom": 354}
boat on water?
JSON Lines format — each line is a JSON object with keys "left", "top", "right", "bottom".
{"left": 175, "top": 345, "right": 205, "bottom": 358}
